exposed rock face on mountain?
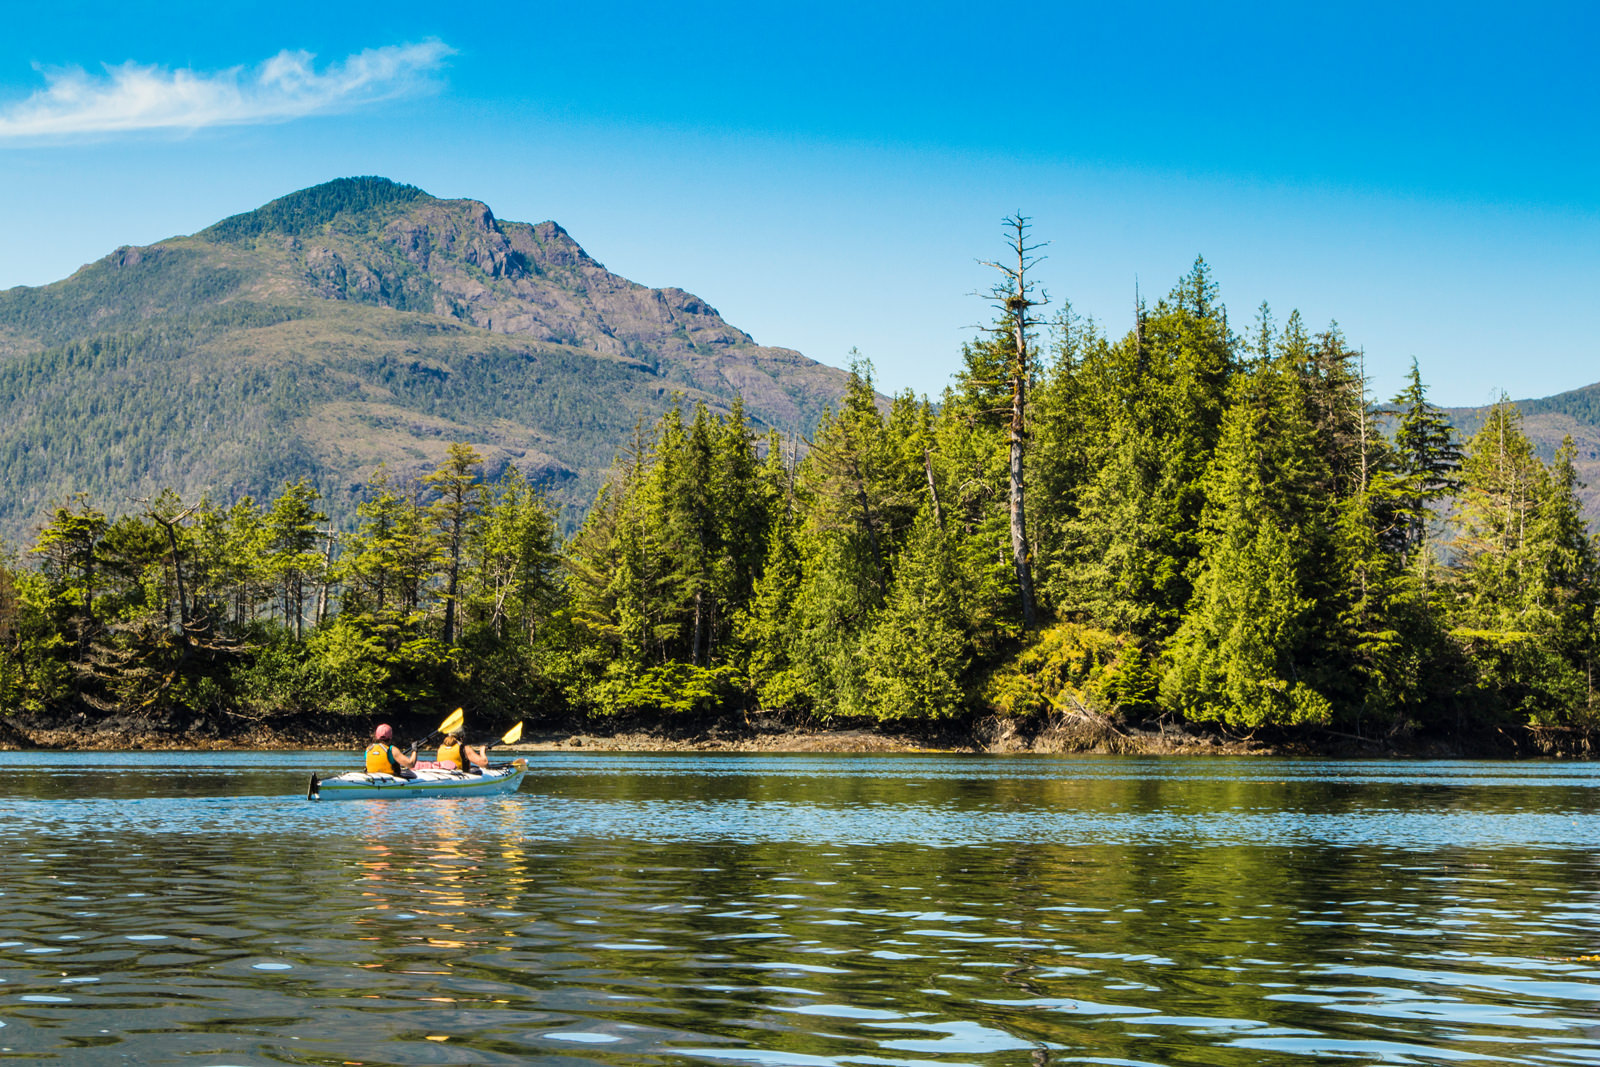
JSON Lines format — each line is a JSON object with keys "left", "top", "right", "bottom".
{"left": 0, "top": 177, "right": 852, "bottom": 539}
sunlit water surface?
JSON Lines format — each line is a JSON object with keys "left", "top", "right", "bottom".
{"left": 2, "top": 752, "right": 1599, "bottom": 1065}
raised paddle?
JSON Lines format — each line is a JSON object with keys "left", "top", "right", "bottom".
{"left": 480, "top": 721, "right": 523, "bottom": 768}
{"left": 410, "top": 707, "right": 466, "bottom": 753}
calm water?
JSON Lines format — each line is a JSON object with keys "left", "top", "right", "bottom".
{"left": 2, "top": 753, "right": 1599, "bottom": 1066}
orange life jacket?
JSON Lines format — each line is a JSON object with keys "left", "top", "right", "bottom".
{"left": 366, "top": 743, "right": 399, "bottom": 774}
{"left": 437, "top": 741, "right": 463, "bottom": 769}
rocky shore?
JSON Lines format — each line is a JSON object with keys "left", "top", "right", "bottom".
{"left": 0, "top": 706, "right": 1560, "bottom": 758}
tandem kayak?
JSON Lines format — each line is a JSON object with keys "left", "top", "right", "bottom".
{"left": 306, "top": 759, "right": 528, "bottom": 801}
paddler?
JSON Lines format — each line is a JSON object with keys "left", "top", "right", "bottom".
{"left": 436, "top": 731, "right": 488, "bottom": 774}
{"left": 366, "top": 724, "right": 418, "bottom": 777}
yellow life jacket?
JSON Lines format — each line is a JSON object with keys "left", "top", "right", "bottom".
{"left": 366, "top": 743, "right": 399, "bottom": 774}
{"left": 437, "top": 741, "right": 464, "bottom": 769}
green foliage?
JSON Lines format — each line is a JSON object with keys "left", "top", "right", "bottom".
{"left": 982, "top": 621, "right": 1155, "bottom": 720}
{"left": 237, "top": 624, "right": 388, "bottom": 718}
{"left": 590, "top": 661, "right": 744, "bottom": 717}
{"left": 4, "top": 247, "right": 1597, "bottom": 742}
{"left": 860, "top": 513, "right": 969, "bottom": 720}
{"left": 1161, "top": 340, "right": 1333, "bottom": 727}
{"left": 1047, "top": 260, "right": 1236, "bottom": 638}
{"left": 1522, "top": 380, "right": 1600, "bottom": 428}
{"left": 736, "top": 498, "right": 805, "bottom": 709}
{"left": 203, "top": 177, "right": 427, "bottom": 241}
{"left": 0, "top": 566, "right": 73, "bottom": 712}
{"left": 1446, "top": 406, "right": 1599, "bottom": 726}
{"left": 0, "top": 249, "right": 248, "bottom": 347}
{"left": 1388, "top": 359, "right": 1462, "bottom": 563}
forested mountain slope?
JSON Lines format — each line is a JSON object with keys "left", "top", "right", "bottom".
{"left": 1448, "top": 381, "right": 1600, "bottom": 522}
{"left": 0, "top": 177, "right": 850, "bottom": 542}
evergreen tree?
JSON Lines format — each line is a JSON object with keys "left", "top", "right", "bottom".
{"left": 929, "top": 385, "right": 1022, "bottom": 655}
{"left": 1163, "top": 352, "right": 1331, "bottom": 727}
{"left": 1028, "top": 302, "right": 1103, "bottom": 611}
{"left": 464, "top": 464, "right": 562, "bottom": 644}
{"left": 979, "top": 215, "right": 1045, "bottom": 629}
{"left": 1453, "top": 398, "right": 1542, "bottom": 617}
{"left": 737, "top": 499, "right": 804, "bottom": 709}
{"left": 1055, "top": 259, "right": 1236, "bottom": 637}
{"left": 264, "top": 480, "right": 327, "bottom": 640}
{"left": 1520, "top": 437, "right": 1598, "bottom": 723}
{"left": 1446, "top": 399, "right": 1589, "bottom": 722}
{"left": 218, "top": 497, "right": 270, "bottom": 629}
{"left": 567, "top": 421, "right": 655, "bottom": 661}
{"left": 1297, "top": 319, "right": 1369, "bottom": 498}
{"left": 1388, "top": 359, "right": 1462, "bottom": 567}
{"left": 666, "top": 405, "right": 718, "bottom": 665}
{"left": 340, "top": 467, "right": 438, "bottom": 657}
{"left": 861, "top": 511, "right": 970, "bottom": 718}
{"left": 783, "top": 362, "right": 921, "bottom": 716}
{"left": 425, "top": 444, "right": 486, "bottom": 645}
{"left": 31, "top": 495, "right": 109, "bottom": 658}
{"left": 713, "top": 399, "right": 768, "bottom": 621}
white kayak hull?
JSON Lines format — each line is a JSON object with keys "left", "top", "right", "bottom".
{"left": 307, "top": 759, "right": 527, "bottom": 800}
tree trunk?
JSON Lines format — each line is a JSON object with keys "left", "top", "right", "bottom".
{"left": 444, "top": 557, "right": 459, "bottom": 646}
{"left": 1009, "top": 298, "right": 1038, "bottom": 631}
{"left": 691, "top": 587, "right": 705, "bottom": 667}
{"left": 1009, "top": 369, "right": 1038, "bottom": 630}
{"left": 989, "top": 215, "right": 1042, "bottom": 631}
{"left": 315, "top": 529, "right": 336, "bottom": 628}
{"left": 924, "top": 448, "right": 944, "bottom": 529}
{"left": 150, "top": 506, "right": 197, "bottom": 652}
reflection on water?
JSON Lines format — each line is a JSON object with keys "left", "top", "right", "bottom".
{"left": 1, "top": 752, "right": 1598, "bottom": 1065}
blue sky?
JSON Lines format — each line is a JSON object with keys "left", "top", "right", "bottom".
{"left": 1, "top": 1, "right": 1595, "bottom": 407}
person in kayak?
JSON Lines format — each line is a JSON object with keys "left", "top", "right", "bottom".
{"left": 436, "top": 731, "right": 488, "bottom": 774}
{"left": 366, "top": 724, "right": 418, "bottom": 777}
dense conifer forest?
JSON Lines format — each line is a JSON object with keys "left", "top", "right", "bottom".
{"left": 2, "top": 242, "right": 1595, "bottom": 749}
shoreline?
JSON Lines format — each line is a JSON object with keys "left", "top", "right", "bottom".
{"left": 0, "top": 709, "right": 1568, "bottom": 758}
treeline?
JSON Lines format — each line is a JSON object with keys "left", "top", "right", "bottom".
{"left": 1, "top": 252, "right": 1595, "bottom": 741}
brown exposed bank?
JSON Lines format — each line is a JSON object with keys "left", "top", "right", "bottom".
{"left": 0, "top": 705, "right": 1575, "bottom": 758}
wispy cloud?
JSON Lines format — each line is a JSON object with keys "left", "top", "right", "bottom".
{"left": 0, "top": 41, "right": 455, "bottom": 141}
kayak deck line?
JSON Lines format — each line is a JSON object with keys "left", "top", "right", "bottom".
{"left": 305, "top": 759, "right": 528, "bottom": 801}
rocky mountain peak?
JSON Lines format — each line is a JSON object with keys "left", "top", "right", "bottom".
{"left": 0, "top": 175, "right": 855, "bottom": 542}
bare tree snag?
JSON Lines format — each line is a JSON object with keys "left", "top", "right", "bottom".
{"left": 315, "top": 527, "right": 339, "bottom": 628}
{"left": 145, "top": 500, "right": 200, "bottom": 652}
{"left": 982, "top": 214, "right": 1045, "bottom": 630}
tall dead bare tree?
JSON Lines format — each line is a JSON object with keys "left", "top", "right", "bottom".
{"left": 982, "top": 214, "right": 1046, "bottom": 630}
{"left": 145, "top": 498, "right": 200, "bottom": 653}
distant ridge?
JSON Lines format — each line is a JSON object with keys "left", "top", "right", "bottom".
{"left": 1447, "top": 380, "right": 1600, "bottom": 521}
{"left": 0, "top": 177, "right": 853, "bottom": 540}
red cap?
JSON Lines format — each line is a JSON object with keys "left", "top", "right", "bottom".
{"left": 374, "top": 724, "right": 393, "bottom": 740}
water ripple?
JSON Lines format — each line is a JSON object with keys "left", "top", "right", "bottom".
{"left": 0, "top": 753, "right": 1597, "bottom": 1064}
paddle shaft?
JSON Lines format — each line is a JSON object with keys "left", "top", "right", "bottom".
{"left": 409, "top": 708, "right": 466, "bottom": 752}
{"left": 482, "top": 721, "right": 524, "bottom": 753}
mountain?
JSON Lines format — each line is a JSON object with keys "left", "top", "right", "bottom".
{"left": 1447, "top": 382, "right": 1600, "bottom": 521}
{"left": 0, "top": 177, "right": 851, "bottom": 543}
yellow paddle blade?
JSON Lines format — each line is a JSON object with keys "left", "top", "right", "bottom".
{"left": 438, "top": 707, "right": 465, "bottom": 736}
{"left": 500, "top": 721, "right": 523, "bottom": 745}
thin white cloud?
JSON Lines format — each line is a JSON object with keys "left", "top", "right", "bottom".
{"left": 0, "top": 40, "right": 454, "bottom": 141}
